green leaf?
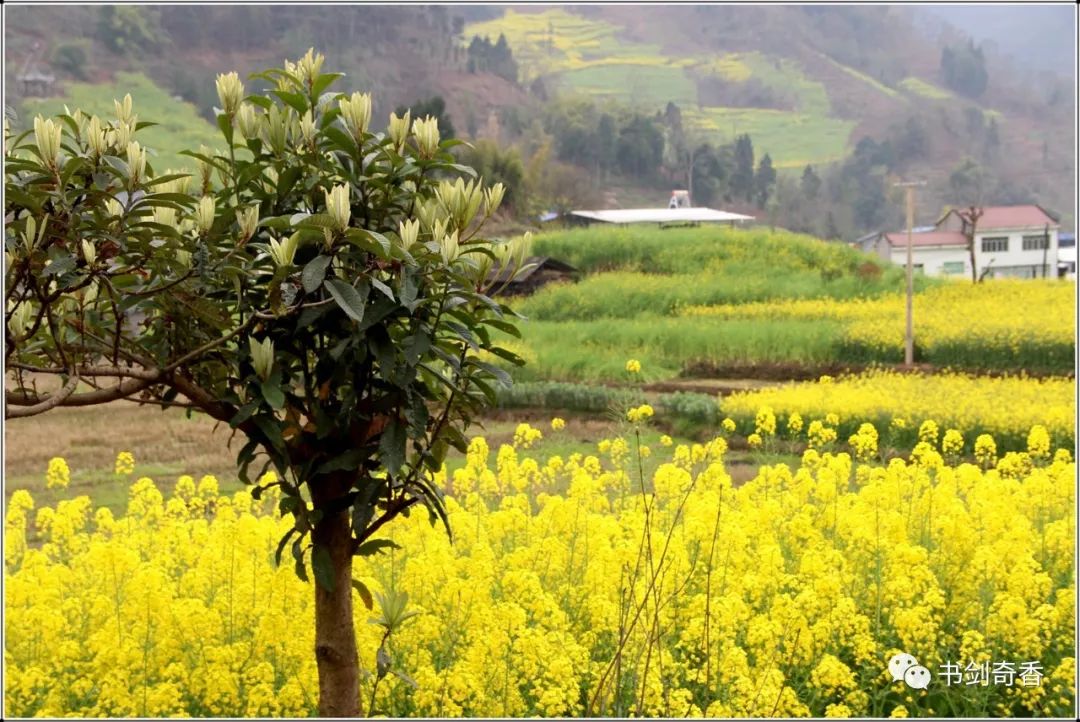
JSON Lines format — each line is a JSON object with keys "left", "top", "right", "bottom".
{"left": 216, "top": 111, "right": 235, "bottom": 146}
{"left": 275, "top": 528, "right": 298, "bottom": 566}
{"left": 325, "top": 278, "right": 370, "bottom": 324}
{"left": 481, "top": 317, "right": 522, "bottom": 338}
{"left": 273, "top": 90, "right": 309, "bottom": 115}
{"left": 260, "top": 380, "right": 286, "bottom": 409}
{"left": 277, "top": 166, "right": 302, "bottom": 199}
{"left": 302, "top": 255, "right": 332, "bottom": 294}
{"left": 379, "top": 418, "right": 406, "bottom": 477}
{"left": 352, "top": 579, "right": 374, "bottom": 610}
{"left": 312, "top": 72, "right": 344, "bottom": 97}
{"left": 292, "top": 539, "right": 309, "bottom": 582}
{"left": 230, "top": 401, "right": 259, "bottom": 428}
{"left": 312, "top": 544, "right": 335, "bottom": 592}
{"left": 370, "top": 278, "right": 394, "bottom": 301}
{"left": 355, "top": 539, "right": 402, "bottom": 557}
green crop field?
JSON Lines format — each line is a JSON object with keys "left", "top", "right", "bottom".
{"left": 556, "top": 64, "right": 698, "bottom": 110}
{"left": 20, "top": 71, "right": 222, "bottom": 172}
{"left": 491, "top": 225, "right": 1072, "bottom": 382}
{"left": 685, "top": 107, "right": 855, "bottom": 168}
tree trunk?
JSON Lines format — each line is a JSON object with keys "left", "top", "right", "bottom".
{"left": 312, "top": 479, "right": 360, "bottom": 717}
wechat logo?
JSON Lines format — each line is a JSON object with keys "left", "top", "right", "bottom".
{"left": 889, "top": 652, "right": 932, "bottom": 690}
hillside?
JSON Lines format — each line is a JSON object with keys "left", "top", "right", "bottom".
{"left": 5, "top": 4, "right": 1074, "bottom": 236}
{"left": 466, "top": 6, "right": 1074, "bottom": 228}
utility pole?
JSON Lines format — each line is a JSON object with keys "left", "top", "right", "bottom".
{"left": 894, "top": 180, "right": 925, "bottom": 367}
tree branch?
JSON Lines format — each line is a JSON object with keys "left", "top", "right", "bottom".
{"left": 5, "top": 373, "right": 81, "bottom": 418}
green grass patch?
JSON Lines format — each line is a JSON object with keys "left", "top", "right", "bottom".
{"left": 504, "top": 316, "right": 845, "bottom": 383}
{"left": 685, "top": 106, "right": 855, "bottom": 168}
{"left": 516, "top": 270, "right": 912, "bottom": 321}
{"left": 556, "top": 64, "right": 698, "bottom": 110}
{"left": 530, "top": 224, "right": 909, "bottom": 276}
{"left": 21, "top": 71, "right": 222, "bottom": 172}
{"left": 816, "top": 53, "right": 900, "bottom": 99}
{"left": 899, "top": 76, "right": 952, "bottom": 100}
{"left": 691, "top": 52, "right": 832, "bottom": 116}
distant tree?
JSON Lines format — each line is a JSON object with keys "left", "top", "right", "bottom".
{"left": 596, "top": 113, "right": 618, "bottom": 180}
{"left": 50, "top": 41, "right": 90, "bottom": 80}
{"left": 956, "top": 206, "right": 985, "bottom": 282}
{"left": 731, "top": 134, "right": 755, "bottom": 203}
{"left": 529, "top": 77, "right": 548, "bottom": 101}
{"left": 525, "top": 140, "right": 602, "bottom": 214}
{"left": 941, "top": 40, "right": 988, "bottom": 98}
{"left": 893, "top": 116, "right": 929, "bottom": 161}
{"left": 800, "top": 165, "right": 821, "bottom": 199}
{"left": 466, "top": 34, "right": 518, "bottom": 83}
{"left": 96, "top": 5, "right": 160, "bottom": 55}
{"left": 395, "top": 96, "right": 455, "bottom": 139}
{"left": 947, "top": 157, "right": 985, "bottom": 205}
{"left": 753, "top": 153, "right": 777, "bottom": 208}
{"left": 616, "top": 114, "right": 664, "bottom": 178}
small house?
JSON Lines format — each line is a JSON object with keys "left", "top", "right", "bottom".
{"left": 487, "top": 256, "right": 577, "bottom": 296}
{"left": 862, "top": 204, "right": 1060, "bottom": 279}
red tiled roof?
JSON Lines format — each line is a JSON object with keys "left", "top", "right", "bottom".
{"left": 939, "top": 204, "right": 1059, "bottom": 230}
{"left": 883, "top": 231, "right": 967, "bottom": 247}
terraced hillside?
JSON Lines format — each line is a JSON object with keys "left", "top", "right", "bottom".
{"left": 465, "top": 7, "right": 1063, "bottom": 176}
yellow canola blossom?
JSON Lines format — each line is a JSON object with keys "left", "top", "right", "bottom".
{"left": 4, "top": 438, "right": 1075, "bottom": 718}
{"left": 722, "top": 369, "right": 1074, "bottom": 452}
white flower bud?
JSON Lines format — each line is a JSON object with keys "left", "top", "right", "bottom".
{"left": 176, "top": 249, "right": 192, "bottom": 269}
{"left": 440, "top": 230, "right": 460, "bottom": 265}
{"left": 268, "top": 232, "right": 301, "bottom": 268}
{"left": 87, "top": 116, "right": 109, "bottom": 158}
{"left": 114, "top": 119, "right": 135, "bottom": 150}
{"left": 296, "top": 110, "right": 316, "bottom": 149}
{"left": 196, "top": 196, "right": 216, "bottom": 234}
{"left": 412, "top": 116, "right": 440, "bottom": 158}
{"left": 296, "top": 48, "right": 325, "bottom": 89}
{"left": 114, "top": 94, "right": 134, "bottom": 124}
{"left": 339, "top": 92, "right": 372, "bottom": 141}
{"left": 249, "top": 337, "right": 275, "bottom": 381}
{"left": 126, "top": 141, "right": 146, "bottom": 185}
{"left": 154, "top": 206, "right": 177, "bottom": 230}
{"left": 485, "top": 183, "right": 506, "bottom": 217}
{"left": 160, "top": 169, "right": 192, "bottom": 196}
{"left": 8, "top": 301, "right": 34, "bottom": 340}
{"left": 324, "top": 183, "right": 351, "bottom": 232}
{"left": 65, "top": 106, "right": 88, "bottom": 139}
{"left": 33, "top": 116, "right": 62, "bottom": 169}
{"left": 263, "top": 102, "right": 289, "bottom": 155}
{"left": 215, "top": 72, "right": 244, "bottom": 116}
{"left": 81, "top": 239, "right": 96, "bottom": 266}
{"left": 398, "top": 218, "right": 420, "bottom": 251}
{"left": 387, "top": 110, "right": 410, "bottom": 152}
{"left": 236, "top": 103, "right": 261, "bottom": 140}
{"left": 236, "top": 205, "right": 260, "bottom": 243}
{"left": 105, "top": 196, "right": 124, "bottom": 219}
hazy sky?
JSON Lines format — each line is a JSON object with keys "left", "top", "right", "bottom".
{"left": 917, "top": 4, "right": 1076, "bottom": 77}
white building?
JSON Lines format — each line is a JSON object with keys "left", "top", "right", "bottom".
{"left": 861, "top": 205, "right": 1060, "bottom": 279}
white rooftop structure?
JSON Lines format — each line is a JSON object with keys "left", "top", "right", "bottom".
{"left": 570, "top": 207, "right": 755, "bottom": 225}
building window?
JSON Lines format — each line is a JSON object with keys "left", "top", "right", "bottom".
{"left": 1022, "top": 234, "right": 1050, "bottom": 250}
{"left": 942, "top": 261, "right": 965, "bottom": 274}
{"left": 981, "top": 236, "right": 1009, "bottom": 253}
